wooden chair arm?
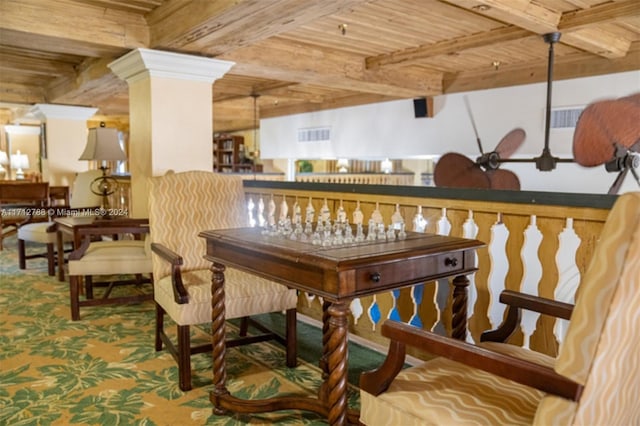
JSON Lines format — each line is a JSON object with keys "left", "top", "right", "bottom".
{"left": 68, "top": 219, "right": 151, "bottom": 261}
{"left": 361, "top": 320, "right": 582, "bottom": 402}
{"left": 481, "top": 290, "right": 574, "bottom": 342}
{"left": 73, "top": 219, "right": 150, "bottom": 236}
{"left": 150, "top": 242, "right": 189, "bottom": 304}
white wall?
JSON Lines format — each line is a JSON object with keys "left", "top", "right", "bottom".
{"left": 261, "top": 71, "right": 640, "bottom": 194}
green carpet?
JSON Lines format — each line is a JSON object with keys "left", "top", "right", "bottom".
{"left": 0, "top": 235, "right": 386, "bottom": 425}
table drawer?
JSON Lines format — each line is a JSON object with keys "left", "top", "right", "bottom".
{"left": 355, "top": 252, "right": 464, "bottom": 290}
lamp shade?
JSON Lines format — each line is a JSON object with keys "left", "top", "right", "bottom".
{"left": 10, "top": 151, "right": 29, "bottom": 170}
{"left": 0, "top": 150, "right": 8, "bottom": 165}
{"left": 79, "top": 127, "right": 126, "bottom": 161}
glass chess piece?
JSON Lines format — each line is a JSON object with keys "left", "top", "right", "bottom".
{"left": 258, "top": 197, "right": 266, "bottom": 228}
{"left": 386, "top": 224, "right": 396, "bottom": 241}
{"left": 355, "top": 223, "right": 365, "bottom": 242}
{"left": 353, "top": 201, "right": 364, "bottom": 226}
{"left": 371, "top": 202, "right": 383, "bottom": 225}
{"left": 378, "top": 223, "right": 387, "bottom": 241}
{"left": 366, "top": 219, "right": 377, "bottom": 241}
{"left": 398, "top": 223, "right": 407, "bottom": 240}
{"left": 344, "top": 221, "right": 354, "bottom": 244}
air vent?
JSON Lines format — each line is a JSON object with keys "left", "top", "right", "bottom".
{"left": 549, "top": 106, "right": 585, "bottom": 129}
{"left": 297, "top": 126, "right": 331, "bottom": 142}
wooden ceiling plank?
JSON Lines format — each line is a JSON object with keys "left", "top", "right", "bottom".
{"left": 0, "top": 82, "right": 45, "bottom": 104}
{"left": 559, "top": 0, "right": 640, "bottom": 31}
{"left": 441, "top": 0, "right": 561, "bottom": 33}
{"left": 562, "top": 28, "right": 632, "bottom": 59}
{"left": 0, "top": 0, "right": 149, "bottom": 52}
{"left": 366, "top": 25, "right": 531, "bottom": 69}
{"left": 443, "top": 40, "right": 640, "bottom": 92}
{"left": 220, "top": 39, "right": 443, "bottom": 97}
{"left": 0, "top": 53, "right": 76, "bottom": 77}
{"left": 148, "top": 0, "right": 368, "bottom": 55}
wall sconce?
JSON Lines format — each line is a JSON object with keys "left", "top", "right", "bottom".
{"left": 337, "top": 158, "right": 349, "bottom": 173}
{"left": 10, "top": 150, "right": 30, "bottom": 180}
{"left": 79, "top": 123, "right": 126, "bottom": 215}
{"left": 381, "top": 158, "right": 393, "bottom": 174}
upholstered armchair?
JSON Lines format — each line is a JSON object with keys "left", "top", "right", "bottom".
{"left": 360, "top": 191, "right": 640, "bottom": 425}
{"left": 67, "top": 218, "right": 153, "bottom": 320}
{"left": 1, "top": 181, "right": 50, "bottom": 251}
{"left": 18, "top": 170, "right": 102, "bottom": 275}
{"left": 148, "top": 170, "right": 298, "bottom": 391}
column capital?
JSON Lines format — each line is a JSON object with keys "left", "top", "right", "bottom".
{"left": 108, "top": 48, "right": 235, "bottom": 84}
{"left": 30, "top": 104, "right": 98, "bottom": 121}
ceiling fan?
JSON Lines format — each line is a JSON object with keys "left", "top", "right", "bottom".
{"left": 434, "top": 32, "right": 640, "bottom": 193}
{"left": 572, "top": 92, "right": 640, "bottom": 194}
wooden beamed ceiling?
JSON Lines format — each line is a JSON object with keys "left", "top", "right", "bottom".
{"left": 0, "top": 0, "right": 638, "bottom": 132}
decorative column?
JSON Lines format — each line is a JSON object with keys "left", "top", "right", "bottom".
{"left": 29, "top": 104, "right": 98, "bottom": 186}
{"left": 109, "top": 48, "right": 234, "bottom": 217}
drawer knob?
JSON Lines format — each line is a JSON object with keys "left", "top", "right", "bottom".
{"left": 445, "top": 257, "right": 458, "bottom": 267}
{"left": 370, "top": 272, "right": 382, "bottom": 282}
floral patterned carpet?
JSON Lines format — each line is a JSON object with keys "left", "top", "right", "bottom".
{"left": 0, "top": 235, "right": 361, "bottom": 425}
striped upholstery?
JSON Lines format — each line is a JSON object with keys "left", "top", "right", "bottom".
{"left": 148, "top": 171, "right": 297, "bottom": 326}
{"left": 154, "top": 269, "right": 298, "bottom": 325}
{"left": 68, "top": 240, "right": 152, "bottom": 276}
{"left": 361, "top": 191, "right": 640, "bottom": 425}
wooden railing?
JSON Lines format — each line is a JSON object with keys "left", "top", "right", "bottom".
{"left": 296, "top": 172, "right": 414, "bottom": 186}
{"left": 242, "top": 181, "right": 616, "bottom": 359}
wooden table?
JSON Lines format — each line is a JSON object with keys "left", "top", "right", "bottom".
{"left": 200, "top": 227, "right": 485, "bottom": 425}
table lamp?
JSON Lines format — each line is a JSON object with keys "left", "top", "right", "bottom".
{"left": 78, "top": 123, "right": 126, "bottom": 215}
{"left": 336, "top": 158, "right": 349, "bottom": 173}
{"left": 10, "top": 150, "right": 29, "bottom": 180}
{"left": 0, "top": 150, "right": 8, "bottom": 179}
{"left": 381, "top": 158, "right": 393, "bottom": 174}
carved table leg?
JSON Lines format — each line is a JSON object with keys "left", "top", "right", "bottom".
{"left": 323, "top": 302, "right": 349, "bottom": 426}
{"left": 451, "top": 274, "right": 470, "bottom": 341}
{"left": 210, "top": 261, "right": 230, "bottom": 414}
{"left": 319, "top": 299, "right": 331, "bottom": 378}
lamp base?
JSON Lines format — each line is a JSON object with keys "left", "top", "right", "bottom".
{"left": 90, "top": 167, "right": 119, "bottom": 219}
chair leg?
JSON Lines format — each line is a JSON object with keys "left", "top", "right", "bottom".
{"left": 155, "top": 303, "right": 164, "bottom": 351}
{"left": 46, "top": 243, "right": 55, "bottom": 276}
{"left": 70, "top": 276, "right": 81, "bottom": 321}
{"left": 285, "top": 308, "right": 297, "bottom": 367}
{"left": 18, "top": 239, "right": 26, "bottom": 269}
{"left": 85, "top": 276, "right": 94, "bottom": 299}
{"left": 177, "top": 325, "right": 192, "bottom": 391}
{"left": 239, "top": 316, "right": 249, "bottom": 336}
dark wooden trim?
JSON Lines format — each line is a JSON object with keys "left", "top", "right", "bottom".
{"left": 243, "top": 180, "right": 617, "bottom": 209}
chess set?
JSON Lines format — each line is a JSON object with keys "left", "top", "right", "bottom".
{"left": 254, "top": 197, "right": 419, "bottom": 247}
